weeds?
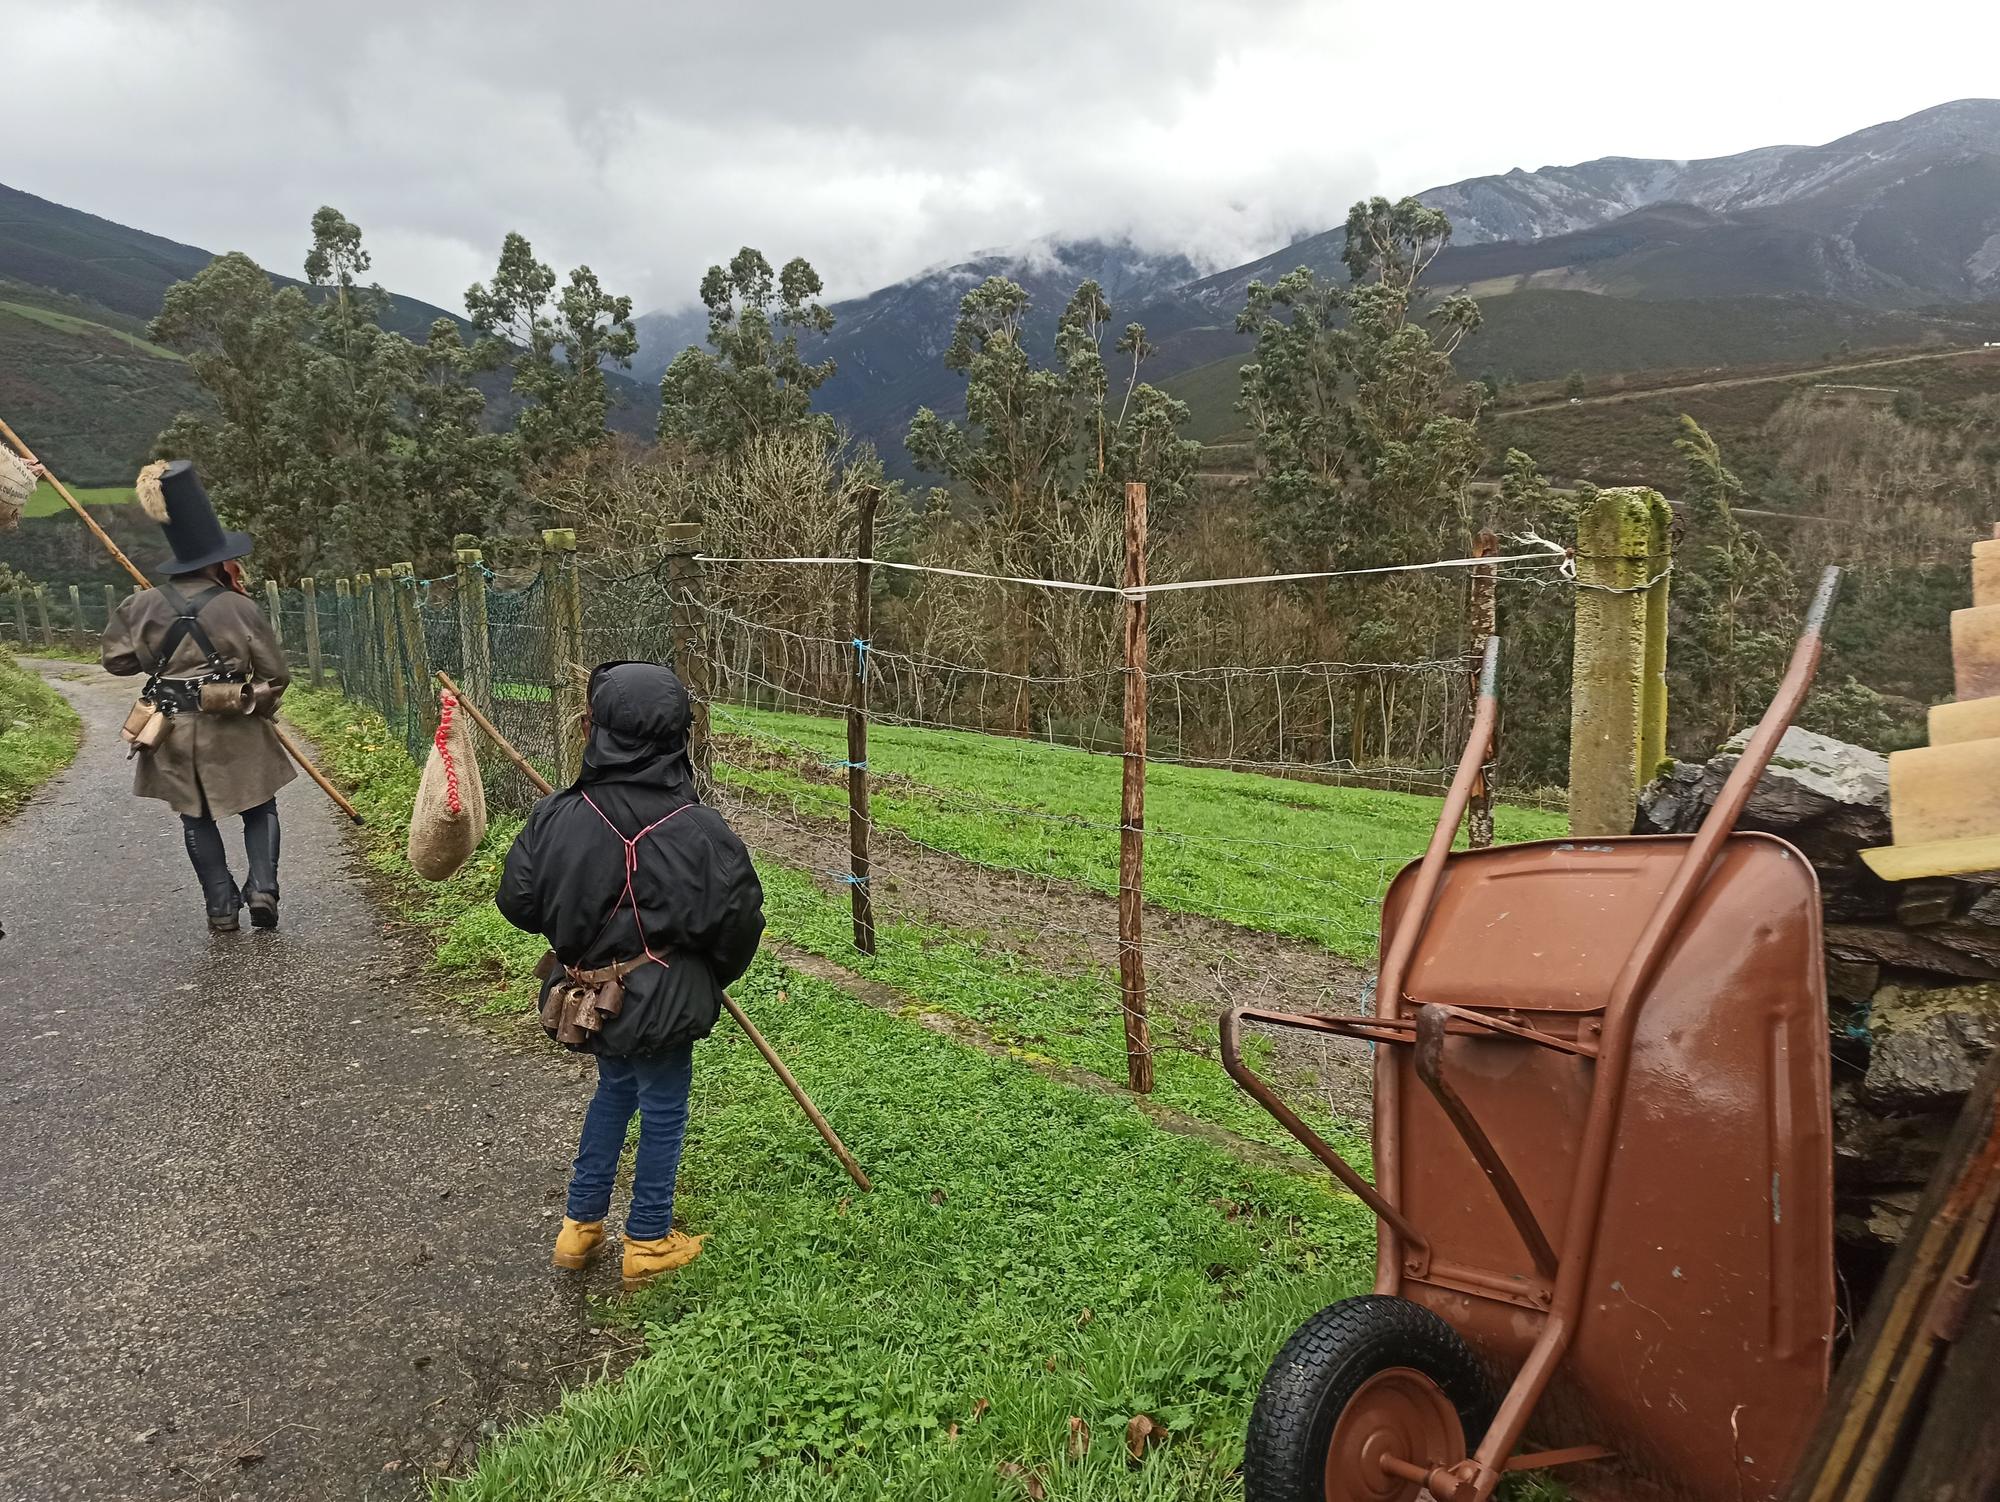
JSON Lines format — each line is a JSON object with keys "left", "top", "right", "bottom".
{"left": 0, "top": 653, "right": 82, "bottom": 816}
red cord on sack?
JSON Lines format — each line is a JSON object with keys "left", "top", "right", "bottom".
{"left": 436, "top": 693, "right": 463, "bottom": 816}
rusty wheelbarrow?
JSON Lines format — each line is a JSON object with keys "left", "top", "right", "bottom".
{"left": 1223, "top": 567, "right": 1843, "bottom": 1502}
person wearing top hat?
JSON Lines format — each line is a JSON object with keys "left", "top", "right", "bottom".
{"left": 101, "top": 460, "right": 296, "bottom": 931}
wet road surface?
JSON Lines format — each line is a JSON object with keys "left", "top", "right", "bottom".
{"left": 0, "top": 662, "right": 611, "bottom": 1500}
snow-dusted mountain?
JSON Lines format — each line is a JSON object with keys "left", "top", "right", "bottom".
{"left": 633, "top": 99, "right": 2000, "bottom": 463}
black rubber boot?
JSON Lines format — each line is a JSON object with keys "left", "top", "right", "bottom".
{"left": 246, "top": 890, "right": 279, "bottom": 930}
{"left": 183, "top": 813, "right": 243, "bottom": 932}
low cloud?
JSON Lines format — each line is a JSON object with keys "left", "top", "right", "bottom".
{"left": 3, "top": 0, "right": 1995, "bottom": 315}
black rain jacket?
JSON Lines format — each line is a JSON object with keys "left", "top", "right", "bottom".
{"left": 497, "top": 662, "right": 764, "bottom": 1057}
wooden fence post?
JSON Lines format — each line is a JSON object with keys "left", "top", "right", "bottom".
{"left": 67, "top": 584, "right": 84, "bottom": 654}
{"left": 301, "top": 577, "right": 324, "bottom": 688}
{"left": 393, "top": 563, "right": 438, "bottom": 743}
{"left": 373, "top": 567, "right": 405, "bottom": 721}
{"left": 101, "top": 584, "right": 117, "bottom": 644}
{"left": 453, "top": 538, "right": 493, "bottom": 712}
{"left": 1119, "top": 481, "right": 1154, "bottom": 1095}
{"left": 541, "top": 529, "right": 585, "bottom": 783}
{"left": 1466, "top": 531, "right": 1499, "bottom": 848}
{"left": 1568, "top": 487, "right": 1671, "bottom": 837}
{"left": 34, "top": 587, "right": 53, "bottom": 651}
{"left": 262, "top": 579, "right": 283, "bottom": 655}
{"left": 847, "top": 489, "right": 880, "bottom": 954}
{"left": 664, "top": 522, "right": 711, "bottom": 795}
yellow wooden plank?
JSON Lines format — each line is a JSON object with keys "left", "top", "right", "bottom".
{"left": 1862, "top": 833, "right": 2000, "bottom": 881}
{"left": 1929, "top": 697, "right": 2000, "bottom": 745}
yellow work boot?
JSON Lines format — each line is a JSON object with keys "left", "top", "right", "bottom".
{"left": 551, "top": 1216, "right": 606, "bottom": 1270}
{"left": 621, "top": 1229, "right": 704, "bottom": 1292}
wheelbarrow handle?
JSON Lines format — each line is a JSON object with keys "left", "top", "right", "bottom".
{"left": 1701, "top": 564, "right": 1840, "bottom": 844}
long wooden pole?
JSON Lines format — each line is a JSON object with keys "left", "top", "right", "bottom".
{"left": 0, "top": 416, "right": 363, "bottom": 824}
{"left": 435, "top": 667, "right": 872, "bottom": 1192}
{"left": 1118, "top": 481, "right": 1154, "bottom": 1094}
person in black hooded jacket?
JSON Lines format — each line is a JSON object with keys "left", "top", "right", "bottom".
{"left": 498, "top": 661, "right": 764, "bottom": 1290}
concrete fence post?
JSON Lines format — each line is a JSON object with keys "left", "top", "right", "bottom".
{"left": 301, "top": 576, "right": 324, "bottom": 688}
{"left": 34, "top": 587, "right": 54, "bottom": 651}
{"left": 1568, "top": 486, "right": 1673, "bottom": 836}
{"left": 373, "top": 567, "right": 405, "bottom": 721}
{"left": 392, "top": 563, "right": 438, "bottom": 744}
{"left": 263, "top": 579, "right": 284, "bottom": 652}
{"left": 333, "top": 577, "right": 355, "bottom": 695}
{"left": 10, "top": 585, "right": 28, "bottom": 649}
{"left": 101, "top": 584, "right": 117, "bottom": 645}
{"left": 453, "top": 538, "right": 493, "bottom": 714}
{"left": 67, "top": 585, "right": 84, "bottom": 654}
{"left": 541, "top": 528, "right": 584, "bottom": 783}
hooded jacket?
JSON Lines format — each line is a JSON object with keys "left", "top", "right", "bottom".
{"left": 497, "top": 662, "right": 764, "bottom": 1056}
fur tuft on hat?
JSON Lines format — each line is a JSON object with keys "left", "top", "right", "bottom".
{"left": 135, "top": 460, "right": 171, "bottom": 523}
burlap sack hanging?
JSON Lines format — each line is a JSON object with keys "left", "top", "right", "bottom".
{"left": 0, "top": 448, "right": 35, "bottom": 533}
{"left": 406, "top": 691, "right": 488, "bottom": 880}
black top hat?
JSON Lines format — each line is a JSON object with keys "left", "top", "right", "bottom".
{"left": 148, "top": 461, "right": 253, "bottom": 576}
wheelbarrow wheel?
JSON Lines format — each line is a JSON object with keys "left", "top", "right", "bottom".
{"left": 1243, "top": 1294, "right": 1491, "bottom": 1502}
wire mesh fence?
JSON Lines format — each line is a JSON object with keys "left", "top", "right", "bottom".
{"left": 30, "top": 512, "right": 1587, "bottom": 1097}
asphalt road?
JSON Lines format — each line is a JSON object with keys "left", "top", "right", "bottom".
{"left": 0, "top": 661, "right": 612, "bottom": 1501}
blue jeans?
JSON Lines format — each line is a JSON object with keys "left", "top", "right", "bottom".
{"left": 566, "top": 1044, "right": 694, "bottom": 1240}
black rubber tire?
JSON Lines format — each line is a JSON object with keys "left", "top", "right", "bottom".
{"left": 1242, "top": 1294, "right": 1491, "bottom": 1502}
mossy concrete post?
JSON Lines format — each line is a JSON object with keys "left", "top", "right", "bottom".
{"left": 34, "top": 587, "right": 54, "bottom": 651}
{"left": 392, "top": 563, "right": 438, "bottom": 744}
{"left": 1638, "top": 492, "right": 1673, "bottom": 781}
{"left": 301, "top": 576, "right": 324, "bottom": 688}
{"left": 541, "top": 528, "right": 585, "bottom": 783}
{"left": 101, "top": 584, "right": 117, "bottom": 645}
{"left": 11, "top": 585, "right": 28, "bottom": 649}
{"left": 664, "top": 522, "right": 711, "bottom": 795}
{"left": 334, "top": 577, "right": 356, "bottom": 693}
{"left": 67, "top": 585, "right": 84, "bottom": 654}
{"left": 1569, "top": 487, "right": 1668, "bottom": 836}
{"left": 373, "top": 567, "right": 405, "bottom": 721}
{"left": 354, "top": 573, "right": 377, "bottom": 702}
{"left": 263, "top": 579, "right": 284, "bottom": 653}
{"left": 452, "top": 537, "right": 493, "bottom": 715}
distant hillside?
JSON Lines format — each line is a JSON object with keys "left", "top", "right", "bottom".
{"left": 0, "top": 182, "right": 658, "bottom": 484}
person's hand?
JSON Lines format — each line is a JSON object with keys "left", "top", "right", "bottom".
{"left": 27, "top": 461, "right": 47, "bottom": 480}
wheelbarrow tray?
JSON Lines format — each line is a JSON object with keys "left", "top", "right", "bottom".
{"left": 1375, "top": 829, "right": 1834, "bottom": 1498}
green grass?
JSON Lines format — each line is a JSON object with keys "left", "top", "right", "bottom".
{"left": 0, "top": 299, "right": 182, "bottom": 360}
{"left": 278, "top": 688, "right": 1382, "bottom": 1500}
{"left": 0, "top": 654, "right": 83, "bottom": 815}
{"left": 714, "top": 703, "right": 1566, "bottom": 957}
{"left": 23, "top": 481, "right": 133, "bottom": 519}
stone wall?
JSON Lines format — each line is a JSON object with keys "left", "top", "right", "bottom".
{"left": 1637, "top": 727, "right": 1999, "bottom": 1283}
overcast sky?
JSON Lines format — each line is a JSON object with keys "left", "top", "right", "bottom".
{"left": 4, "top": 0, "right": 1996, "bottom": 316}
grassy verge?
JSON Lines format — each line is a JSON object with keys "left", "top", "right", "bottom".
{"left": 0, "top": 654, "right": 83, "bottom": 816}
{"left": 282, "top": 687, "right": 1381, "bottom": 1498}
{"left": 713, "top": 703, "right": 1566, "bottom": 958}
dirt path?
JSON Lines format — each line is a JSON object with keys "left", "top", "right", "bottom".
{"left": 1503, "top": 344, "right": 1999, "bottom": 416}
{"left": 0, "top": 663, "right": 621, "bottom": 1501}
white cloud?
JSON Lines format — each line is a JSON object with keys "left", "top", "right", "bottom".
{"left": 2, "top": 0, "right": 1995, "bottom": 315}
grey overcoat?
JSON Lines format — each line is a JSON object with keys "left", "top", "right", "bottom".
{"left": 102, "top": 585, "right": 296, "bottom": 818}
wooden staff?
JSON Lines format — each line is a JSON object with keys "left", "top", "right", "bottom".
{"left": 0, "top": 417, "right": 363, "bottom": 824}
{"left": 435, "top": 667, "right": 873, "bottom": 1192}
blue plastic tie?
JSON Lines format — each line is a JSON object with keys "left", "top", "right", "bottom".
{"left": 834, "top": 871, "right": 870, "bottom": 886}
{"left": 852, "top": 637, "right": 870, "bottom": 682}
{"left": 829, "top": 758, "right": 869, "bottom": 771}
